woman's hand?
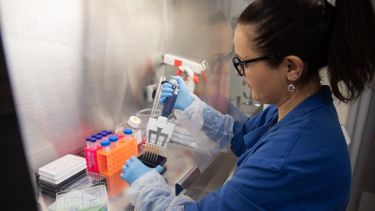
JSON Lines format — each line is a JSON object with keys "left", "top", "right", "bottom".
{"left": 160, "top": 76, "right": 194, "bottom": 110}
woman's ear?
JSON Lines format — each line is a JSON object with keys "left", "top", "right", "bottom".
{"left": 284, "top": 55, "right": 304, "bottom": 82}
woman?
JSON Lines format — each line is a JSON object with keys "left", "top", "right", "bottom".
{"left": 120, "top": 0, "right": 375, "bottom": 210}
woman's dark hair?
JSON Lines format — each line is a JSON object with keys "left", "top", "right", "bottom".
{"left": 238, "top": 0, "right": 375, "bottom": 102}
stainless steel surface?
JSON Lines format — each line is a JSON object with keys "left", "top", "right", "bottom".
{"left": 175, "top": 166, "right": 201, "bottom": 196}
{"left": 1, "top": 0, "right": 88, "bottom": 172}
{"left": 182, "top": 150, "right": 237, "bottom": 201}
{"left": 1, "top": 0, "right": 170, "bottom": 172}
{"left": 1, "top": 0, "right": 255, "bottom": 174}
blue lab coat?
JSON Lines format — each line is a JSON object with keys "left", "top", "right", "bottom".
{"left": 185, "top": 86, "right": 351, "bottom": 210}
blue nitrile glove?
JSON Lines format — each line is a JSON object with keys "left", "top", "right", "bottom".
{"left": 120, "top": 156, "right": 164, "bottom": 185}
{"left": 159, "top": 76, "right": 193, "bottom": 110}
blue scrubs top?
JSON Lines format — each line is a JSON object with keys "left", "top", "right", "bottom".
{"left": 185, "top": 86, "right": 351, "bottom": 210}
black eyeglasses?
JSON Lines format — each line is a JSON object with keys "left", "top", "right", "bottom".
{"left": 232, "top": 53, "right": 284, "bottom": 76}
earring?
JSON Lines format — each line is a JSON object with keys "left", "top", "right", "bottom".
{"left": 287, "top": 83, "right": 296, "bottom": 92}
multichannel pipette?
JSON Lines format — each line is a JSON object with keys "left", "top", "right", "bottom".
{"left": 141, "top": 78, "right": 178, "bottom": 167}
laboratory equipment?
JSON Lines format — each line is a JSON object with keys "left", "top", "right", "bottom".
{"left": 37, "top": 170, "right": 106, "bottom": 197}
{"left": 36, "top": 154, "right": 87, "bottom": 196}
{"left": 90, "top": 137, "right": 98, "bottom": 150}
{"left": 95, "top": 134, "right": 103, "bottom": 147}
{"left": 100, "top": 140, "right": 111, "bottom": 152}
{"left": 59, "top": 171, "right": 106, "bottom": 193}
{"left": 127, "top": 115, "right": 142, "bottom": 144}
{"left": 160, "top": 76, "right": 193, "bottom": 110}
{"left": 84, "top": 136, "right": 101, "bottom": 173}
{"left": 138, "top": 153, "right": 167, "bottom": 169}
{"left": 114, "top": 124, "right": 124, "bottom": 135}
{"left": 37, "top": 170, "right": 86, "bottom": 196}
{"left": 99, "top": 131, "right": 106, "bottom": 137}
{"left": 97, "top": 135, "right": 138, "bottom": 177}
{"left": 90, "top": 135, "right": 97, "bottom": 141}
{"left": 109, "top": 135, "right": 118, "bottom": 147}
{"left": 99, "top": 130, "right": 112, "bottom": 140}
{"left": 114, "top": 117, "right": 141, "bottom": 146}
{"left": 163, "top": 54, "right": 206, "bottom": 92}
{"left": 141, "top": 78, "right": 179, "bottom": 168}
{"left": 136, "top": 108, "right": 161, "bottom": 141}
{"left": 55, "top": 184, "right": 108, "bottom": 211}
{"left": 151, "top": 75, "right": 166, "bottom": 117}
{"left": 38, "top": 154, "right": 87, "bottom": 185}
{"left": 106, "top": 130, "right": 113, "bottom": 135}
{"left": 160, "top": 79, "right": 179, "bottom": 117}
{"left": 123, "top": 128, "right": 134, "bottom": 142}
{"left": 85, "top": 136, "right": 92, "bottom": 149}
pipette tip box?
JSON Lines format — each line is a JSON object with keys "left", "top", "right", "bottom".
{"left": 138, "top": 153, "right": 167, "bottom": 174}
{"left": 35, "top": 154, "right": 106, "bottom": 197}
{"left": 37, "top": 154, "right": 86, "bottom": 184}
{"left": 36, "top": 170, "right": 106, "bottom": 197}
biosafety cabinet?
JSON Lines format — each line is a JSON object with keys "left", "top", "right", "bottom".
{"left": 0, "top": 0, "right": 374, "bottom": 210}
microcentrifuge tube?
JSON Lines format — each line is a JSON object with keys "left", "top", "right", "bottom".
{"left": 95, "top": 134, "right": 103, "bottom": 147}
{"left": 109, "top": 135, "right": 118, "bottom": 148}
{"left": 123, "top": 128, "right": 133, "bottom": 142}
{"left": 101, "top": 140, "right": 111, "bottom": 152}
{"left": 106, "top": 130, "right": 113, "bottom": 138}
{"left": 90, "top": 137, "right": 97, "bottom": 150}
{"left": 86, "top": 137, "right": 92, "bottom": 149}
{"left": 99, "top": 131, "right": 107, "bottom": 139}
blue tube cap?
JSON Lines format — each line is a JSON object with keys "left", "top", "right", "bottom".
{"left": 101, "top": 140, "right": 110, "bottom": 147}
{"left": 95, "top": 134, "right": 103, "bottom": 139}
{"left": 124, "top": 128, "right": 133, "bottom": 135}
{"left": 106, "top": 130, "right": 113, "bottom": 135}
{"left": 109, "top": 135, "right": 118, "bottom": 143}
{"left": 99, "top": 131, "right": 107, "bottom": 136}
{"left": 89, "top": 137, "right": 96, "bottom": 142}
